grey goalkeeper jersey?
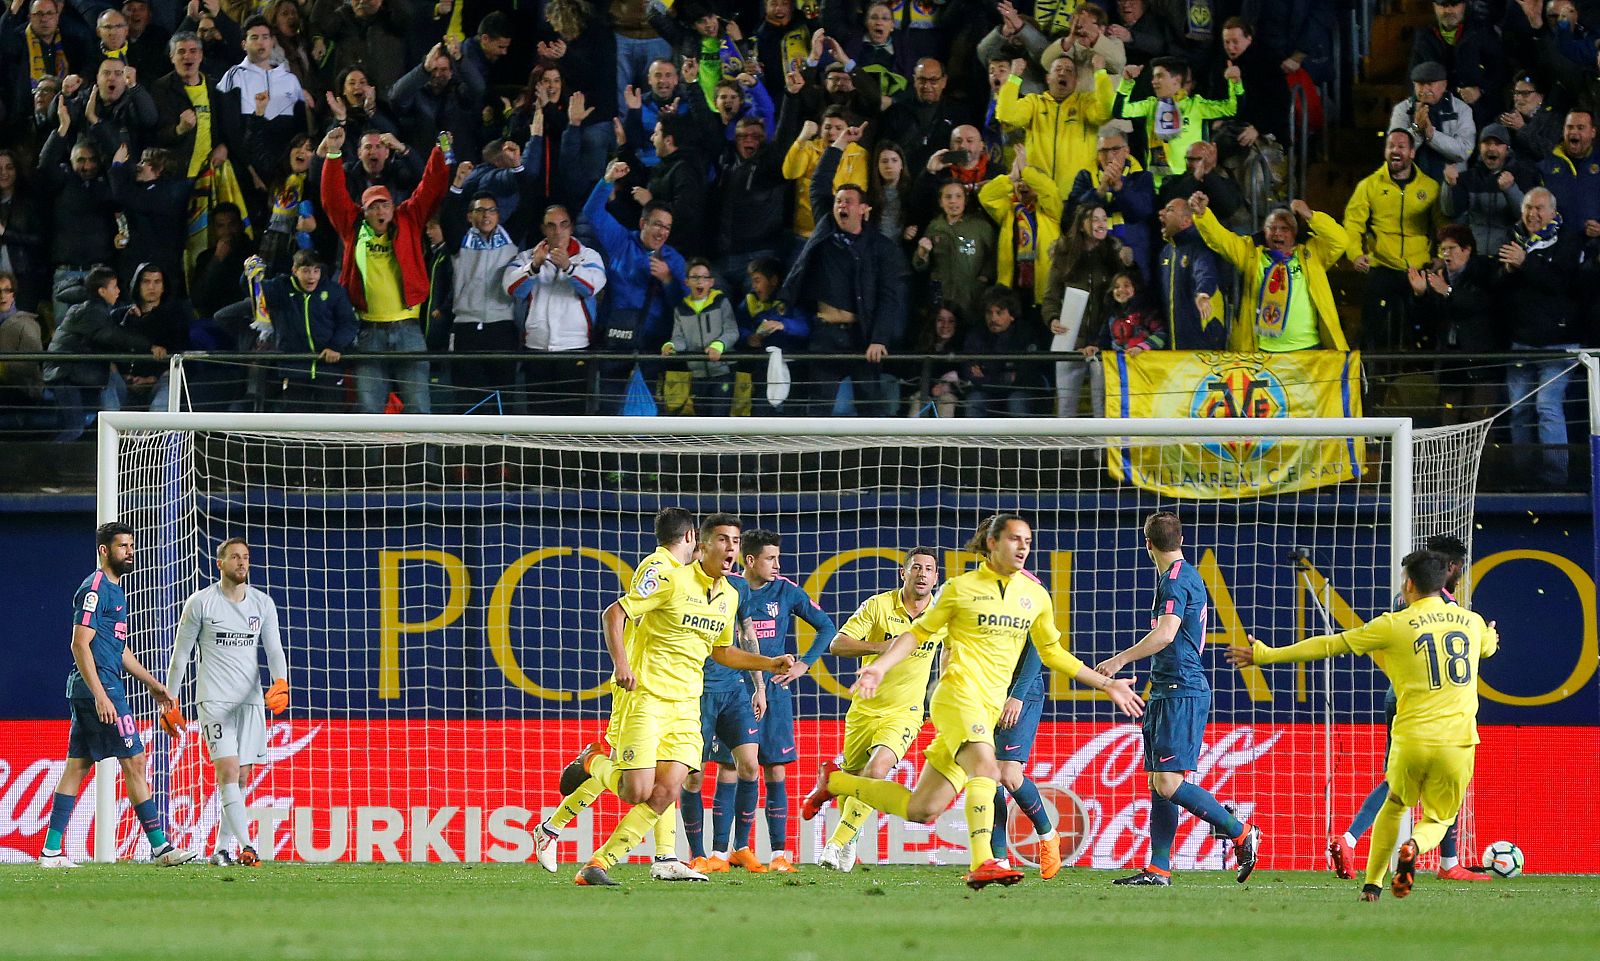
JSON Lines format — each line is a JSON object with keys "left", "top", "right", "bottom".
{"left": 166, "top": 584, "right": 287, "bottom": 705}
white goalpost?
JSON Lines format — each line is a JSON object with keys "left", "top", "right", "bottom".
{"left": 87, "top": 413, "right": 1489, "bottom": 870}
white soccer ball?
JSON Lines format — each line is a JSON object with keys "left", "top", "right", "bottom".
{"left": 1481, "top": 840, "right": 1524, "bottom": 879}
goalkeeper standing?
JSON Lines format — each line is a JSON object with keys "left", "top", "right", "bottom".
{"left": 164, "top": 538, "right": 288, "bottom": 866}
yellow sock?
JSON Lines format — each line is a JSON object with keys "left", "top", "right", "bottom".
{"left": 964, "top": 777, "right": 997, "bottom": 871}
{"left": 1365, "top": 797, "right": 1407, "bottom": 887}
{"left": 595, "top": 803, "right": 660, "bottom": 869}
{"left": 828, "top": 797, "right": 874, "bottom": 847}
{"left": 1412, "top": 815, "right": 1452, "bottom": 856}
{"left": 549, "top": 777, "right": 605, "bottom": 829}
{"left": 588, "top": 755, "right": 622, "bottom": 795}
{"left": 653, "top": 802, "right": 679, "bottom": 858}
{"left": 829, "top": 771, "right": 911, "bottom": 820}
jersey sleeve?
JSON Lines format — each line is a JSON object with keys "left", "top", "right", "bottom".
{"left": 261, "top": 594, "right": 288, "bottom": 680}
{"left": 837, "top": 598, "right": 877, "bottom": 643}
{"left": 1479, "top": 617, "right": 1499, "bottom": 659}
{"left": 1008, "top": 642, "right": 1044, "bottom": 700}
{"left": 908, "top": 585, "right": 955, "bottom": 642}
{"left": 74, "top": 581, "right": 101, "bottom": 629}
{"left": 1029, "top": 596, "right": 1089, "bottom": 677}
{"left": 714, "top": 610, "right": 734, "bottom": 650}
{"left": 165, "top": 591, "right": 204, "bottom": 693}
{"left": 790, "top": 583, "right": 837, "bottom": 665}
{"left": 1251, "top": 629, "right": 1362, "bottom": 664}
{"left": 617, "top": 564, "right": 672, "bottom": 619}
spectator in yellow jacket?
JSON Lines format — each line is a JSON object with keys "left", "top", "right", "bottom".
{"left": 994, "top": 54, "right": 1115, "bottom": 200}
{"left": 1192, "top": 193, "right": 1350, "bottom": 353}
{"left": 978, "top": 156, "right": 1062, "bottom": 313}
{"left": 782, "top": 107, "right": 870, "bottom": 238}
{"left": 1343, "top": 129, "right": 1442, "bottom": 352}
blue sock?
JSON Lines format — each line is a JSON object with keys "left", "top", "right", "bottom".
{"left": 132, "top": 797, "right": 168, "bottom": 850}
{"left": 680, "top": 787, "right": 706, "bottom": 860}
{"left": 1345, "top": 781, "right": 1390, "bottom": 841}
{"left": 764, "top": 779, "right": 789, "bottom": 854}
{"left": 43, "top": 791, "right": 77, "bottom": 853}
{"left": 1148, "top": 792, "right": 1179, "bottom": 872}
{"left": 733, "top": 778, "right": 760, "bottom": 851}
{"left": 711, "top": 779, "right": 737, "bottom": 853}
{"left": 1007, "top": 777, "right": 1053, "bottom": 836}
{"left": 1440, "top": 817, "right": 1458, "bottom": 860}
{"left": 993, "top": 786, "right": 1010, "bottom": 860}
{"left": 1170, "top": 782, "right": 1244, "bottom": 839}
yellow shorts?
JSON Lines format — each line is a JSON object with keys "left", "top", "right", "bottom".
{"left": 610, "top": 690, "right": 702, "bottom": 772}
{"left": 922, "top": 686, "right": 998, "bottom": 794}
{"left": 603, "top": 682, "right": 630, "bottom": 743}
{"left": 841, "top": 705, "right": 924, "bottom": 772}
{"left": 1385, "top": 741, "right": 1476, "bottom": 827}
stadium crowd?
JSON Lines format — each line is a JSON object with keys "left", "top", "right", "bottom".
{"left": 0, "top": 1, "right": 1587, "bottom": 467}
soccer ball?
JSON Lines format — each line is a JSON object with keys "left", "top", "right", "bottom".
{"left": 1482, "top": 840, "right": 1524, "bottom": 878}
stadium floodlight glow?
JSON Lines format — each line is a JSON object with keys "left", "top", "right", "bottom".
{"left": 92, "top": 413, "right": 1489, "bottom": 870}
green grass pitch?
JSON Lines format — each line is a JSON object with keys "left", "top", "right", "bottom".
{"left": 2, "top": 864, "right": 1596, "bottom": 960}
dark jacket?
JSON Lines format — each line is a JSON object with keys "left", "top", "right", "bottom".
{"left": 714, "top": 143, "right": 789, "bottom": 257}
{"left": 582, "top": 175, "right": 687, "bottom": 352}
{"left": 311, "top": 0, "right": 420, "bottom": 97}
{"left": 38, "top": 128, "right": 117, "bottom": 269}
{"left": 880, "top": 97, "right": 975, "bottom": 171}
{"left": 962, "top": 319, "right": 1036, "bottom": 390}
{"left": 1500, "top": 228, "right": 1583, "bottom": 347}
{"left": 1156, "top": 225, "right": 1225, "bottom": 350}
{"left": 261, "top": 273, "right": 359, "bottom": 382}
{"left": 780, "top": 145, "right": 910, "bottom": 350}
{"left": 1442, "top": 157, "right": 1539, "bottom": 256}
{"left": 113, "top": 264, "right": 193, "bottom": 377}
{"left": 44, "top": 293, "right": 150, "bottom": 387}
{"left": 388, "top": 61, "right": 485, "bottom": 159}
{"left": 108, "top": 162, "right": 192, "bottom": 289}
{"left": 1069, "top": 162, "right": 1157, "bottom": 276}
{"left": 147, "top": 71, "right": 246, "bottom": 181}
{"left": 1410, "top": 16, "right": 1505, "bottom": 128}
{"left": 648, "top": 148, "right": 711, "bottom": 257}
{"left": 1413, "top": 255, "right": 1501, "bottom": 354}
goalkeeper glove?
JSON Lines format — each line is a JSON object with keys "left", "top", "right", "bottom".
{"left": 159, "top": 701, "right": 187, "bottom": 737}
{"left": 265, "top": 678, "right": 290, "bottom": 715}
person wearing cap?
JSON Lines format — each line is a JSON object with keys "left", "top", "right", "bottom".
{"left": 1343, "top": 128, "right": 1441, "bottom": 352}
{"left": 1440, "top": 123, "right": 1538, "bottom": 255}
{"left": 316, "top": 123, "right": 450, "bottom": 414}
{"left": 1409, "top": 0, "right": 1504, "bottom": 129}
{"left": 1388, "top": 60, "right": 1474, "bottom": 182}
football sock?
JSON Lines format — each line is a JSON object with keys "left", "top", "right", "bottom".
{"left": 1410, "top": 816, "right": 1450, "bottom": 856}
{"left": 827, "top": 771, "right": 911, "bottom": 820}
{"left": 549, "top": 777, "right": 605, "bottom": 829}
{"left": 587, "top": 755, "right": 622, "bottom": 795}
{"left": 132, "top": 797, "right": 168, "bottom": 850}
{"left": 1148, "top": 791, "right": 1179, "bottom": 873}
{"left": 712, "top": 779, "right": 737, "bottom": 852}
{"left": 964, "top": 777, "right": 998, "bottom": 871}
{"left": 594, "top": 803, "right": 660, "bottom": 870}
{"left": 829, "top": 797, "right": 873, "bottom": 847}
{"left": 992, "top": 785, "right": 1009, "bottom": 861}
{"left": 43, "top": 792, "right": 76, "bottom": 854}
{"left": 1169, "top": 782, "right": 1244, "bottom": 838}
{"left": 218, "top": 781, "right": 251, "bottom": 855}
{"left": 653, "top": 802, "right": 678, "bottom": 859}
{"left": 680, "top": 789, "right": 706, "bottom": 860}
{"left": 1008, "top": 777, "right": 1053, "bottom": 836}
{"left": 1345, "top": 780, "right": 1390, "bottom": 840}
{"left": 1439, "top": 817, "right": 1459, "bottom": 862}
{"left": 733, "top": 778, "right": 760, "bottom": 850}
{"left": 764, "top": 779, "right": 789, "bottom": 856}
{"left": 1364, "top": 797, "right": 1407, "bottom": 887}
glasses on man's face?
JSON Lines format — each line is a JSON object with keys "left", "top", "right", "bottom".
{"left": 1513, "top": 89, "right": 1537, "bottom": 97}
{"left": 645, "top": 219, "right": 672, "bottom": 231}
{"left": 470, "top": 206, "right": 498, "bottom": 215}
{"left": 1438, "top": 243, "right": 1462, "bottom": 254}
{"left": 0, "top": 287, "right": 15, "bottom": 295}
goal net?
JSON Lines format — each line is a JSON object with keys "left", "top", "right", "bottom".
{"left": 91, "top": 413, "right": 1489, "bottom": 873}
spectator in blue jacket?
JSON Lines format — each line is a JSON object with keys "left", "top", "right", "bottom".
{"left": 1154, "top": 197, "right": 1225, "bottom": 350}
{"left": 1539, "top": 108, "right": 1600, "bottom": 242}
{"left": 248, "top": 249, "right": 358, "bottom": 412}
{"left": 585, "top": 159, "right": 688, "bottom": 412}
{"left": 1070, "top": 125, "right": 1156, "bottom": 276}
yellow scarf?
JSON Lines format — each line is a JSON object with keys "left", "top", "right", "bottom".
{"left": 27, "top": 28, "right": 67, "bottom": 84}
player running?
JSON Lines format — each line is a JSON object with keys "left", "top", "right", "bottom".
{"left": 1228, "top": 549, "right": 1499, "bottom": 901}
{"left": 568, "top": 514, "right": 797, "bottom": 886}
{"left": 816, "top": 547, "right": 944, "bottom": 872}
{"left": 1326, "top": 535, "right": 1488, "bottom": 882}
{"left": 535, "top": 508, "right": 700, "bottom": 880}
{"left": 1095, "top": 512, "right": 1264, "bottom": 886}
{"left": 37, "top": 522, "right": 196, "bottom": 868}
{"left": 803, "top": 514, "right": 1143, "bottom": 889}
{"left": 162, "top": 538, "right": 289, "bottom": 866}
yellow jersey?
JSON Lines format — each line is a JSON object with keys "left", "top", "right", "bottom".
{"left": 908, "top": 563, "right": 1086, "bottom": 715}
{"left": 1253, "top": 595, "right": 1498, "bottom": 746}
{"left": 617, "top": 560, "right": 737, "bottom": 702}
{"left": 839, "top": 589, "right": 947, "bottom": 719}
{"left": 622, "top": 547, "right": 683, "bottom": 667}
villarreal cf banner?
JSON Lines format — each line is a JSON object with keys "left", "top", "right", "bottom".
{"left": 1103, "top": 350, "right": 1363, "bottom": 499}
